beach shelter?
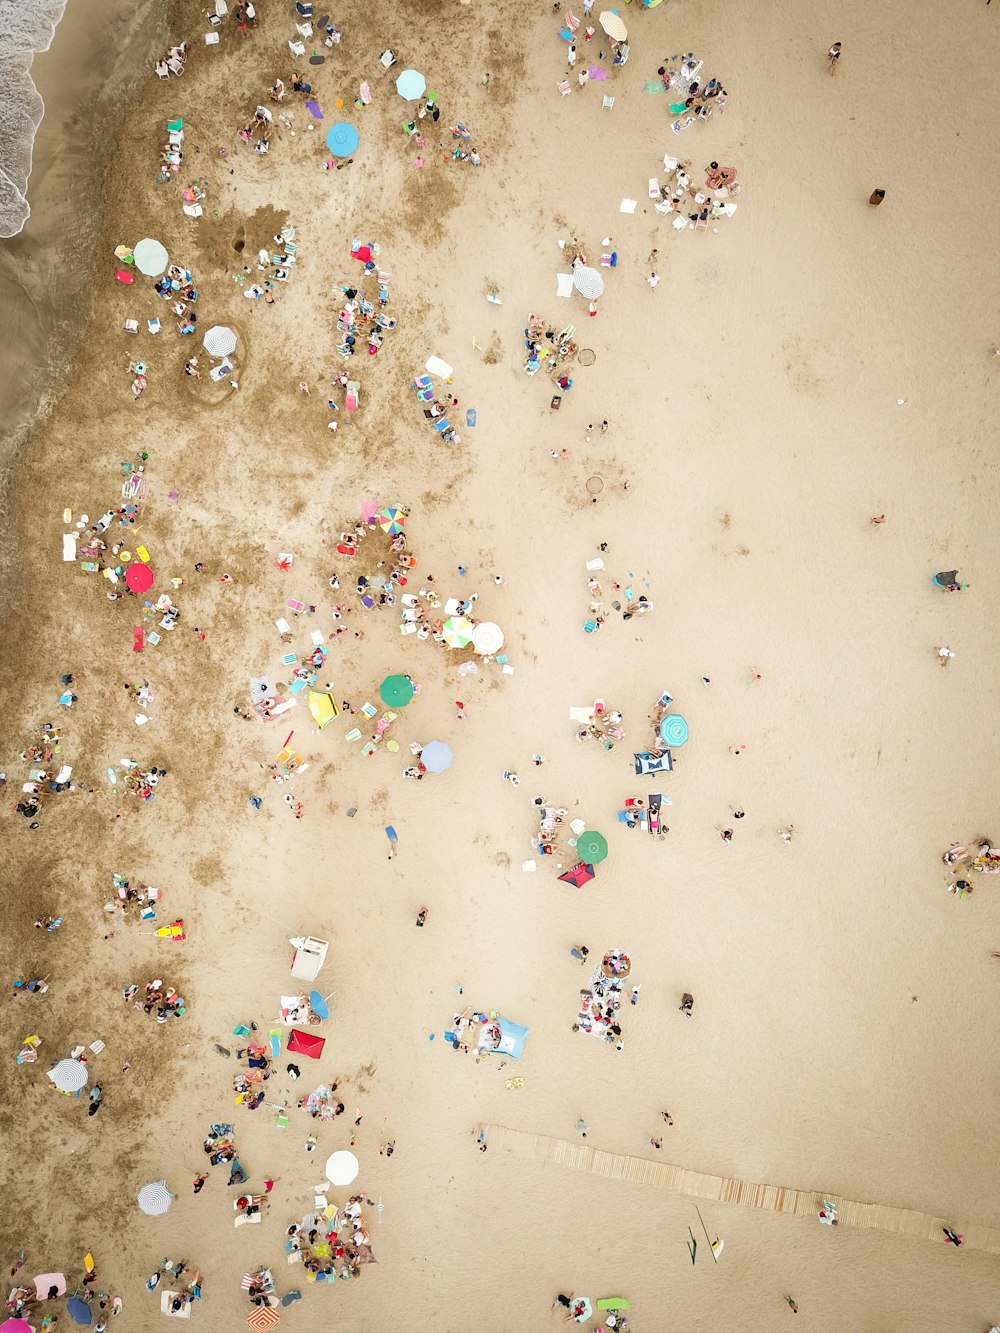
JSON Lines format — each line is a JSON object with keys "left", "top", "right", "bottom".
{"left": 378, "top": 505, "right": 405, "bottom": 535}
{"left": 558, "top": 861, "right": 596, "bottom": 887}
{"left": 598, "top": 10, "right": 627, "bottom": 40}
{"left": 471, "top": 621, "right": 504, "bottom": 654}
{"left": 395, "top": 68, "right": 426, "bottom": 100}
{"left": 420, "top": 740, "right": 452, "bottom": 773}
{"left": 577, "top": 830, "right": 609, "bottom": 865}
{"left": 288, "top": 1029, "right": 326, "bottom": 1059}
{"left": 125, "top": 562, "right": 155, "bottom": 594}
{"left": 308, "top": 690, "right": 338, "bottom": 730}
{"left": 442, "top": 616, "right": 474, "bottom": 649}
{"left": 133, "top": 237, "right": 169, "bottom": 276}
{"left": 379, "top": 674, "right": 414, "bottom": 708}
{"left": 324, "top": 1149, "right": 359, "bottom": 1186}
{"left": 203, "top": 325, "right": 238, "bottom": 357}
{"left": 33, "top": 1273, "right": 67, "bottom": 1300}
{"left": 326, "top": 122, "right": 359, "bottom": 156}
{"left": 659, "top": 713, "right": 688, "bottom": 746}
{"left": 573, "top": 264, "right": 605, "bottom": 299}
{"left": 48, "top": 1058, "right": 88, "bottom": 1092}
{"left": 67, "top": 1299, "right": 93, "bottom": 1326}
{"left": 137, "top": 1180, "right": 174, "bottom": 1216}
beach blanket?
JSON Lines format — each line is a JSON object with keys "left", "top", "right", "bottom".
{"left": 305, "top": 99, "right": 323, "bottom": 118}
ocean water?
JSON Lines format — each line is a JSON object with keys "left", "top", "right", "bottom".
{"left": 0, "top": 0, "right": 67, "bottom": 237}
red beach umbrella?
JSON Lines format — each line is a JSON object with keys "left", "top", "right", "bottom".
{"left": 126, "top": 562, "right": 155, "bottom": 594}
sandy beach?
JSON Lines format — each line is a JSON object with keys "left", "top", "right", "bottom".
{"left": 2, "top": 0, "right": 999, "bottom": 1329}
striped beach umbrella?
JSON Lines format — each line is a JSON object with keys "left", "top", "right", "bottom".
{"left": 137, "top": 1180, "right": 174, "bottom": 1216}
{"left": 246, "top": 1310, "right": 280, "bottom": 1331}
{"left": 441, "top": 616, "right": 473, "bottom": 649}
{"left": 48, "top": 1059, "right": 88, "bottom": 1092}
{"left": 659, "top": 714, "right": 688, "bottom": 746}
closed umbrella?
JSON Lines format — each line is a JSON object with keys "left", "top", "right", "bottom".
{"left": 326, "top": 122, "right": 359, "bottom": 157}
{"left": 67, "top": 1299, "right": 92, "bottom": 1326}
{"left": 48, "top": 1058, "right": 88, "bottom": 1092}
{"left": 577, "top": 831, "right": 609, "bottom": 865}
{"left": 420, "top": 741, "right": 452, "bottom": 774}
{"left": 203, "top": 325, "right": 238, "bottom": 357}
{"left": 599, "top": 10, "right": 627, "bottom": 40}
{"left": 395, "top": 68, "right": 426, "bottom": 100}
{"left": 471, "top": 622, "right": 504, "bottom": 654}
{"left": 324, "top": 1149, "right": 359, "bottom": 1186}
{"left": 442, "top": 616, "right": 474, "bottom": 649}
{"left": 137, "top": 1180, "right": 174, "bottom": 1216}
{"left": 378, "top": 505, "right": 406, "bottom": 535}
{"left": 573, "top": 265, "right": 605, "bottom": 299}
{"left": 133, "top": 237, "right": 169, "bottom": 276}
{"left": 659, "top": 714, "right": 688, "bottom": 746}
{"left": 379, "top": 674, "right": 414, "bottom": 708}
{"left": 125, "top": 562, "right": 154, "bottom": 594}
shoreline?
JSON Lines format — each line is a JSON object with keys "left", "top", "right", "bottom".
{"left": 0, "top": 0, "right": 166, "bottom": 623}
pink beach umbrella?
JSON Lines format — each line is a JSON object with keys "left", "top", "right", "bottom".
{"left": 125, "top": 562, "right": 155, "bottom": 594}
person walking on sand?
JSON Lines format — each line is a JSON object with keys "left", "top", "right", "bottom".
{"left": 576, "top": 1117, "right": 587, "bottom": 1137}
{"left": 193, "top": 1174, "right": 207, "bottom": 1194}
{"left": 935, "top": 645, "right": 956, "bottom": 666}
{"left": 679, "top": 992, "right": 694, "bottom": 1016}
{"left": 827, "top": 41, "right": 842, "bottom": 73}
{"left": 650, "top": 1137, "right": 662, "bottom": 1149}
{"left": 661, "top": 1110, "right": 674, "bottom": 1124}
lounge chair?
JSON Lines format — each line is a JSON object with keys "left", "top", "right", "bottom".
{"left": 432, "top": 419, "right": 450, "bottom": 433}
{"left": 558, "top": 80, "right": 571, "bottom": 96}
{"left": 344, "top": 381, "right": 359, "bottom": 411}
{"left": 602, "top": 95, "right": 614, "bottom": 110}
{"left": 288, "top": 39, "right": 305, "bottom": 55}
{"left": 648, "top": 177, "right": 660, "bottom": 198}
{"left": 672, "top": 215, "right": 688, "bottom": 230}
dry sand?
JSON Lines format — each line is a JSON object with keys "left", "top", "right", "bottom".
{"left": 1, "top": 0, "right": 999, "bottom": 1329}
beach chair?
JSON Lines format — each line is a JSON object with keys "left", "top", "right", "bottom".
{"left": 695, "top": 213, "right": 709, "bottom": 231}
{"left": 557, "top": 80, "right": 572, "bottom": 95}
{"left": 344, "top": 381, "right": 359, "bottom": 411}
{"left": 123, "top": 318, "right": 139, "bottom": 334}
{"left": 672, "top": 215, "right": 689, "bottom": 230}
{"left": 565, "top": 9, "right": 580, "bottom": 29}
{"left": 432, "top": 419, "right": 450, "bottom": 433}
{"left": 155, "top": 62, "right": 169, "bottom": 79}
{"left": 183, "top": 204, "right": 204, "bottom": 218}
{"left": 288, "top": 39, "right": 305, "bottom": 55}
{"left": 295, "top": 21, "right": 313, "bottom": 37}
{"left": 602, "top": 95, "right": 614, "bottom": 110}
{"left": 655, "top": 199, "right": 674, "bottom": 214}
{"left": 663, "top": 153, "right": 679, "bottom": 172}
{"left": 723, "top": 202, "right": 737, "bottom": 216}
{"left": 648, "top": 177, "right": 660, "bottom": 198}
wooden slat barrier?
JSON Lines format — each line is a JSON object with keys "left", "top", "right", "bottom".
{"left": 476, "top": 1123, "right": 1000, "bottom": 1253}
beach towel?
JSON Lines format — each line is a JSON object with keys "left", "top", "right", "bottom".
{"left": 305, "top": 99, "right": 323, "bottom": 118}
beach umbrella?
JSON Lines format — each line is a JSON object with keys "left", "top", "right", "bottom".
{"left": 308, "top": 690, "right": 338, "bottom": 730}
{"left": 137, "top": 1180, "right": 174, "bottom": 1216}
{"left": 246, "top": 1311, "right": 281, "bottom": 1331}
{"left": 558, "top": 862, "right": 596, "bottom": 887}
{"left": 1, "top": 1320, "right": 34, "bottom": 1333}
{"left": 379, "top": 674, "right": 414, "bottom": 708}
{"left": 599, "top": 10, "right": 627, "bottom": 40}
{"left": 395, "top": 68, "right": 426, "bottom": 100}
{"left": 125, "top": 562, "right": 154, "bottom": 594}
{"left": 659, "top": 713, "right": 689, "bottom": 746}
{"left": 133, "top": 237, "right": 169, "bottom": 277}
{"left": 420, "top": 741, "right": 453, "bottom": 774}
{"left": 48, "top": 1058, "right": 88, "bottom": 1092}
{"left": 471, "top": 621, "right": 505, "bottom": 654}
{"left": 326, "top": 121, "right": 359, "bottom": 157}
{"left": 573, "top": 265, "right": 605, "bottom": 299}
{"left": 67, "top": 1299, "right": 93, "bottom": 1326}
{"left": 309, "top": 989, "right": 330, "bottom": 1021}
{"left": 378, "top": 505, "right": 406, "bottom": 534}
{"left": 203, "top": 325, "right": 238, "bottom": 357}
{"left": 324, "top": 1149, "right": 359, "bottom": 1186}
{"left": 442, "top": 616, "right": 474, "bottom": 649}
{"left": 577, "top": 831, "right": 609, "bottom": 865}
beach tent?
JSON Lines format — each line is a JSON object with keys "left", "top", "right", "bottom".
{"left": 203, "top": 325, "right": 238, "bottom": 357}
{"left": 326, "top": 122, "right": 359, "bottom": 156}
{"left": 133, "top": 237, "right": 169, "bottom": 276}
{"left": 486, "top": 1017, "right": 529, "bottom": 1059}
{"left": 379, "top": 674, "right": 414, "bottom": 708}
{"left": 288, "top": 1029, "right": 326, "bottom": 1059}
{"left": 634, "top": 751, "right": 673, "bottom": 775}
{"left": 420, "top": 741, "right": 452, "bottom": 773}
{"left": 558, "top": 862, "right": 596, "bottom": 887}
{"left": 289, "top": 936, "right": 328, "bottom": 982}
{"left": 308, "top": 690, "right": 338, "bottom": 729}
{"left": 48, "top": 1058, "right": 88, "bottom": 1092}
{"left": 395, "top": 69, "right": 426, "bottom": 100}
{"left": 324, "top": 1149, "right": 359, "bottom": 1186}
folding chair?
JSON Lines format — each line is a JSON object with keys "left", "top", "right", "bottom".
{"left": 602, "top": 95, "right": 614, "bottom": 110}
{"left": 557, "top": 80, "right": 572, "bottom": 96}
{"left": 288, "top": 39, "right": 305, "bottom": 55}
{"left": 648, "top": 177, "right": 660, "bottom": 198}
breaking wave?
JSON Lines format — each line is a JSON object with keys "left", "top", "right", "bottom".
{"left": 0, "top": 0, "right": 67, "bottom": 237}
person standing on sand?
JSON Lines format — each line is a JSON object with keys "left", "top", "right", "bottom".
{"left": 679, "top": 992, "right": 694, "bottom": 1016}
{"left": 869, "top": 188, "right": 886, "bottom": 206}
{"left": 576, "top": 1117, "right": 587, "bottom": 1137}
{"left": 827, "top": 42, "right": 842, "bottom": 73}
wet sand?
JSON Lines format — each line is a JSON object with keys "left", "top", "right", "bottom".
{"left": 1, "top": 0, "right": 999, "bottom": 1329}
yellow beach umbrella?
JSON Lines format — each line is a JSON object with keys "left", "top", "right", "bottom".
{"left": 308, "top": 690, "right": 339, "bottom": 729}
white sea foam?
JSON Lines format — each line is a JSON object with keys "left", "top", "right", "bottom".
{"left": 0, "top": 0, "right": 68, "bottom": 237}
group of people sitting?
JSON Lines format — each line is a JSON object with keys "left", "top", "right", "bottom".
{"left": 524, "top": 312, "right": 579, "bottom": 381}
{"left": 154, "top": 41, "right": 189, "bottom": 78}
{"left": 658, "top": 52, "right": 728, "bottom": 131}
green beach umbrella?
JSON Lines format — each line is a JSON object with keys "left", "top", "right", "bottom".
{"left": 379, "top": 674, "right": 414, "bottom": 708}
{"left": 577, "top": 831, "right": 608, "bottom": 865}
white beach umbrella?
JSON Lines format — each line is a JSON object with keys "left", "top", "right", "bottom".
{"left": 324, "top": 1150, "right": 359, "bottom": 1186}
{"left": 573, "top": 265, "right": 605, "bottom": 299}
{"left": 48, "top": 1059, "right": 88, "bottom": 1092}
{"left": 137, "top": 1180, "right": 174, "bottom": 1216}
{"left": 472, "top": 621, "right": 505, "bottom": 654}
{"left": 203, "top": 325, "right": 238, "bottom": 357}
{"left": 133, "top": 238, "right": 169, "bottom": 277}
{"left": 599, "top": 10, "right": 627, "bottom": 41}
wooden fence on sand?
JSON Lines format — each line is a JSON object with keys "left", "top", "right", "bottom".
{"left": 476, "top": 1122, "right": 1000, "bottom": 1254}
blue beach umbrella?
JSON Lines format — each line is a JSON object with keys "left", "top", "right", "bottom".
{"left": 326, "top": 122, "right": 359, "bottom": 157}
{"left": 659, "top": 714, "right": 689, "bottom": 747}
{"left": 309, "top": 990, "right": 330, "bottom": 1021}
{"left": 395, "top": 68, "right": 426, "bottom": 101}
{"left": 67, "top": 1299, "right": 92, "bottom": 1326}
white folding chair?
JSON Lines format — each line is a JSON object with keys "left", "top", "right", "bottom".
{"left": 602, "top": 95, "right": 614, "bottom": 110}
{"left": 288, "top": 39, "right": 305, "bottom": 55}
{"left": 558, "top": 80, "right": 571, "bottom": 96}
